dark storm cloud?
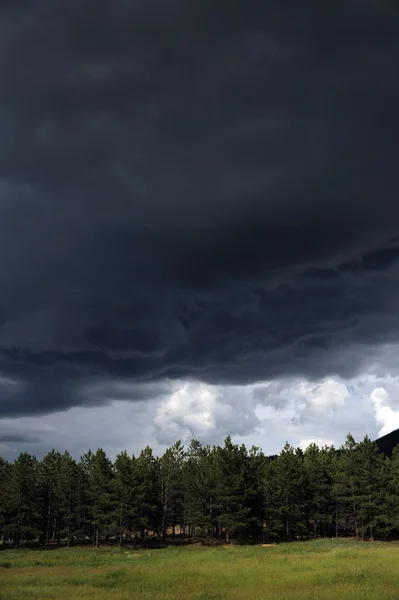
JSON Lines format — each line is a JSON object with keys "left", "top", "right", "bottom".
{"left": 0, "top": 0, "right": 399, "bottom": 416}
{"left": 0, "top": 432, "right": 41, "bottom": 444}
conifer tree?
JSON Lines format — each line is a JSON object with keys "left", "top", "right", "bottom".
{"left": 333, "top": 434, "right": 362, "bottom": 538}
{"left": 81, "top": 449, "right": 114, "bottom": 547}
{"left": 135, "top": 446, "right": 161, "bottom": 537}
{"left": 39, "top": 449, "right": 64, "bottom": 545}
{"left": 183, "top": 440, "right": 212, "bottom": 539}
{"left": 1, "top": 432, "right": 399, "bottom": 546}
{"left": 384, "top": 444, "right": 399, "bottom": 539}
{"left": 246, "top": 446, "right": 267, "bottom": 540}
{"left": 159, "top": 441, "right": 184, "bottom": 541}
{"left": 272, "top": 443, "right": 309, "bottom": 540}
{"left": 112, "top": 451, "right": 137, "bottom": 546}
{"left": 9, "top": 452, "right": 40, "bottom": 548}
{"left": 0, "top": 457, "right": 12, "bottom": 545}
{"left": 57, "top": 451, "right": 81, "bottom": 547}
{"left": 211, "top": 437, "right": 251, "bottom": 542}
{"left": 356, "top": 436, "right": 386, "bottom": 540}
{"left": 304, "top": 443, "right": 335, "bottom": 537}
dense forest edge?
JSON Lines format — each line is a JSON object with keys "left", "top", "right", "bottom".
{"left": 1, "top": 433, "right": 399, "bottom": 550}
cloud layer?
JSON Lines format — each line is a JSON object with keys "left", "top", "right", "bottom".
{"left": 0, "top": 1, "right": 399, "bottom": 418}
{"left": 2, "top": 373, "right": 396, "bottom": 461}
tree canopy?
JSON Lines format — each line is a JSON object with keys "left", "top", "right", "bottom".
{"left": 0, "top": 434, "right": 397, "bottom": 548}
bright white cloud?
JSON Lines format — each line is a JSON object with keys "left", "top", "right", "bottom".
{"left": 296, "top": 378, "right": 349, "bottom": 413}
{"left": 154, "top": 381, "right": 259, "bottom": 445}
{"left": 250, "top": 377, "right": 358, "bottom": 451}
{"left": 153, "top": 376, "right": 371, "bottom": 452}
{"left": 299, "top": 438, "right": 335, "bottom": 450}
{"left": 370, "top": 386, "right": 399, "bottom": 436}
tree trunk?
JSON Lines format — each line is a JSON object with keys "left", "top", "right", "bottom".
{"left": 285, "top": 491, "right": 290, "bottom": 540}
{"left": 119, "top": 501, "right": 123, "bottom": 548}
{"left": 335, "top": 505, "right": 339, "bottom": 538}
{"left": 349, "top": 477, "right": 359, "bottom": 540}
{"left": 95, "top": 526, "right": 99, "bottom": 548}
{"left": 66, "top": 509, "right": 71, "bottom": 548}
{"left": 369, "top": 491, "right": 374, "bottom": 541}
{"left": 52, "top": 516, "right": 57, "bottom": 543}
{"left": 161, "top": 500, "right": 168, "bottom": 542}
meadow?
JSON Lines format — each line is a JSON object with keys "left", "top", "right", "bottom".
{"left": 1, "top": 538, "right": 399, "bottom": 600}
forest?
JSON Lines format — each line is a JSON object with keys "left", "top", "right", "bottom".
{"left": 1, "top": 434, "right": 399, "bottom": 549}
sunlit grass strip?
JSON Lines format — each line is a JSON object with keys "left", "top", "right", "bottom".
{"left": 2, "top": 539, "right": 399, "bottom": 600}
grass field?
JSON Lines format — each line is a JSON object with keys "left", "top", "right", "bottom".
{"left": 1, "top": 538, "right": 399, "bottom": 600}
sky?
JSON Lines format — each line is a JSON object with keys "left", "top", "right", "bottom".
{"left": 1, "top": 0, "right": 399, "bottom": 461}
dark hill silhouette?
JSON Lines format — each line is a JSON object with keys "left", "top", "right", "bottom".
{"left": 375, "top": 428, "right": 399, "bottom": 457}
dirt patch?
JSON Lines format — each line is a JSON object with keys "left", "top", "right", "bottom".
{"left": 223, "top": 545, "right": 233, "bottom": 549}
{"left": 262, "top": 544, "right": 276, "bottom": 548}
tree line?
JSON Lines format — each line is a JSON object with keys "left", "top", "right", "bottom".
{"left": 1, "top": 434, "right": 399, "bottom": 549}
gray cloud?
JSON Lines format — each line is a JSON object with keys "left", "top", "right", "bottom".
{"left": 0, "top": 432, "right": 41, "bottom": 444}
{"left": 0, "top": 373, "right": 385, "bottom": 461}
{"left": 0, "top": 0, "right": 399, "bottom": 417}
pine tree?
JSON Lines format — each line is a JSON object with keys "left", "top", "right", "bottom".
{"left": 384, "top": 444, "right": 399, "bottom": 539}
{"left": 356, "top": 436, "right": 386, "bottom": 540}
{"left": 261, "top": 455, "right": 281, "bottom": 540}
{"left": 333, "top": 434, "right": 362, "bottom": 539}
{"left": 271, "top": 443, "right": 309, "bottom": 540}
{"left": 0, "top": 457, "right": 12, "bottom": 545}
{"left": 210, "top": 437, "right": 252, "bottom": 542}
{"left": 112, "top": 451, "right": 137, "bottom": 546}
{"left": 57, "top": 451, "right": 81, "bottom": 546}
{"left": 9, "top": 452, "right": 40, "bottom": 548}
{"left": 159, "top": 441, "right": 184, "bottom": 541}
{"left": 2, "top": 433, "right": 399, "bottom": 547}
{"left": 81, "top": 449, "right": 114, "bottom": 547}
{"left": 39, "top": 450, "right": 64, "bottom": 545}
{"left": 304, "top": 443, "right": 335, "bottom": 537}
{"left": 245, "top": 446, "right": 266, "bottom": 540}
{"left": 183, "top": 440, "right": 212, "bottom": 540}
{"left": 135, "top": 446, "right": 161, "bottom": 538}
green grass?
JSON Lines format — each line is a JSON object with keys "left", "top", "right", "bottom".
{"left": 1, "top": 539, "right": 399, "bottom": 600}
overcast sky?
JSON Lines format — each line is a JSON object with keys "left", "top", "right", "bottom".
{"left": 1, "top": 0, "right": 399, "bottom": 461}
